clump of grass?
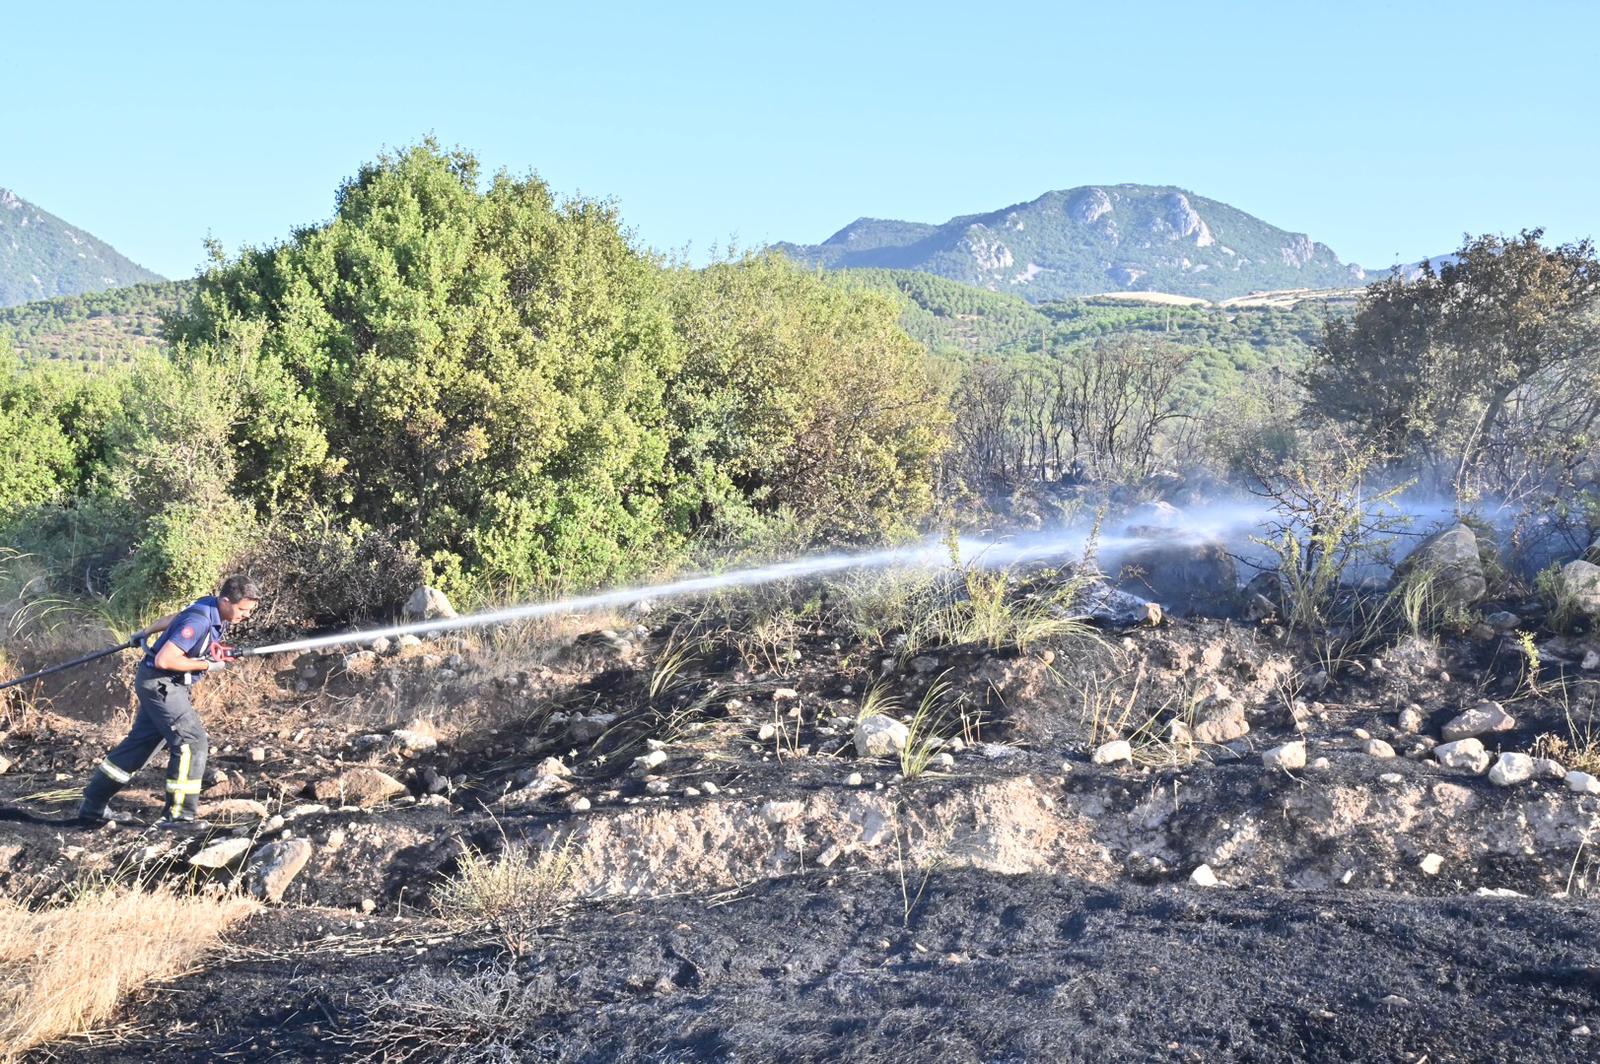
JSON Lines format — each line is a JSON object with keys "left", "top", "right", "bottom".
{"left": 435, "top": 839, "right": 578, "bottom": 933}
{"left": 1057, "top": 661, "right": 1202, "bottom": 767}
{"left": 901, "top": 672, "right": 958, "bottom": 778}
{"left": 0, "top": 883, "right": 254, "bottom": 1058}
{"left": 1531, "top": 683, "right": 1600, "bottom": 774}
{"left": 348, "top": 965, "right": 559, "bottom": 1064}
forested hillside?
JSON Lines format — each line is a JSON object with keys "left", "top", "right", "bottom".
{"left": 0, "top": 280, "right": 191, "bottom": 366}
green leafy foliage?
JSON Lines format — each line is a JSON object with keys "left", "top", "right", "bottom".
{"left": 0, "top": 281, "right": 192, "bottom": 367}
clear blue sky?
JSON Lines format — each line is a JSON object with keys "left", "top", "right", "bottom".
{"left": 3, "top": 0, "right": 1596, "bottom": 279}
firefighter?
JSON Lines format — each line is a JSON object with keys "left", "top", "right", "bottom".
{"left": 77, "top": 575, "right": 261, "bottom": 827}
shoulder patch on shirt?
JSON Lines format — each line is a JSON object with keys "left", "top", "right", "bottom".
{"left": 181, "top": 625, "right": 195, "bottom": 639}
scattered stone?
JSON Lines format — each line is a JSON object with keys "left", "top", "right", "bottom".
{"left": 1535, "top": 757, "right": 1567, "bottom": 780}
{"left": 644, "top": 779, "right": 671, "bottom": 795}
{"left": 361, "top": 897, "right": 377, "bottom": 913}
{"left": 1489, "top": 752, "right": 1535, "bottom": 787}
{"left": 201, "top": 798, "right": 270, "bottom": 820}
{"left": 246, "top": 838, "right": 314, "bottom": 903}
{"left": 402, "top": 587, "right": 457, "bottom": 622}
{"left": 633, "top": 749, "right": 669, "bottom": 773}
{"left": 568, "top": 795, "right": 592, "bottom": 812}
{"left": 908, "top": 656, "right": 940, "bottom": 674}
{"left": 342, "top": 650, "right": 379, "bottom": 675}
{"left": 1419, "top": 853, "right": 1445, "bottom": 876}
{"left": 701, "top": 781, "right": 720, "bottom": 796}
{"left": 1397, "top": 706, "right": 1425, "bottom": 734}
{"left": 1475, "top": 887, "right": 1525, "bottom": 898}
{"left": 1192, "top": 700, "right": 1250, "bottom": 745}
{"left": 389, "top": 729, "right": 437, "bottom": 758}
{"left": 948, "top": 737, "right": 967, "bottom": 753}
{"left": 855, "top": 715, "right": 910, "bottom": 759}
{"left": 248, "top": 747, "right": 267, "bottom": 763}
{"left": 1363, "top": 739, "right": 1396, "bottom": 759}
{"left": 845, "top": 772, "right": 864, "bottom": 787}
{"left": 312, "top": 767, "right": 408, "bottom": 808}
{"left": 1353, "top": 728, "right": 1372, "bottom": 741}
{"left": 1092, "top": 740, "right": 1133, "bottom": 765}
{"left": 1442, "top": 700, "right": 1515, "bottom": 742}
{"left": 0, "top": 756, "right": 12, "bottom": 775}
{"left": 1584, "top": 649, "right": 1600, "bottom": 672}
{"left": 1189, "top": 863, "right": 1219, "bottom": 887}
{"left": 1263, "top": 741, "right": 1307, "bottom": 772}
{"left": 396, "top": 634, "right": 423, "bottom": 650}
{"left": 1379, "top": 772, "right": 1404, "bottom": 784}
{"left": 761, "top": 800, "right": 803, "bottom": 825}
{"left": 1484, "top": 611, "right": 1521, "bottom": 631}
{"left": 1434, "top": 738, "right": 1490, "bottom": 774}
{"left": 933, "top": 752, "right": 956, "bottom": 770}
{"left": 1566, "top": 771, "right": 1600, "bottom": 795}
{"left": 189, "top": 837, "right": 253, "bottom": 869}
{"left": 757, "top": 722, "right": 778, "bottom": 742}
{"left": 1310, "top": 756, "right": 1330, "bottom": 771}
{"left": 773, "top": 688, "right": 799, "bottom": 702}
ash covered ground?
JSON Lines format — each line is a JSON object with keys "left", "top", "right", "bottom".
{"left": 3, "top": 519, "right": 1600, "bottom": 1061}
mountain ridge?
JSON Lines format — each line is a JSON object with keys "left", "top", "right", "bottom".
{"left": 0, "top": 187, "right": 162, "bottom": 307}
{"left": 773, "top": 183, "right": 1370, "bottom": 302}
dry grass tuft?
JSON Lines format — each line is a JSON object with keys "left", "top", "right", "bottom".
{"left": 0, "top": 884, "right": 254, "bottom": 1059}
{"left": 347, "top": 965, "right": 559, "bottom": 1063}
{"left": 435, "top": 839, "right": 578, "bottom": 930}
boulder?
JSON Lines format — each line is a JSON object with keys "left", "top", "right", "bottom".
{"left": 855, "top": 715, "right": 910, "bottom": 759}
{"left": 1559, "top": 560, "right": 1600, "bottom": 617}
{"left": 389, "top": 728, "right": 438, "bottom": 758}
{"left": 1114, "top": 529, "right": 1239, "bottom": 617}
{"left": 402, "top": 587, "right": 457, "bottom": 623}
{"left": 1364, "top": 739, "right": 1396, "bottom": 759}
{"left": 1434, "top": 737, "right": 1490, "bottom": 774}
{"left": 1441, "top": 700, "right": 1515, "bottom": 742}
{"left": 312, "top": 767, "right": 408, "bottom": 808}
{"left": 1393, "top": 523, "right": 1486, "bottom": 608}
{"left": 1567, "top": 770, "right": 1600, "bottom": 795}
{"left": 246, "top": 838, "right": 314, "bottom": 903}
{"left": 1072, "top": 582, "right": 1164, "bottom": 628}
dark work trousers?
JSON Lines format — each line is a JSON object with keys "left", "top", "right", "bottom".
{"left": 80, "top": 667, "right": 210, "bottom": 819}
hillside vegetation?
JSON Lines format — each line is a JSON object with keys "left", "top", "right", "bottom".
{"left": 0, "top": 280, "right": 192, "bottom": 367}
{"left": 775, "top": 184, "right": 1368, "bottom": 301}
{"left": 0, "top": 188, "right": 162, "bottom": 307}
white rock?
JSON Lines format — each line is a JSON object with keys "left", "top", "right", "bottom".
{"left": 948, "top": 737, "right": 967, "bottom": 753}
{"left": 1566, "top": 770, "right": 1600, "bottom": 795}
{"left": 246, "top": 838, "right": 315, "bottom": 903}
{"left": 773, "top": 688, "right": 799, "bottom": 702}
{"left": 188, "top": 837, "right": 253, "bottom": 869}
{"left": 248, "top": 747, "right": 266, "bottom": 763}
{"left": 1190, "top": 863, "right": 1219, "bottom": 887}
{"left": 402, "top": 587, "right": 457, "bottom": 622}
{"left": 567, "top": 795, "right": 591, "bottom": 812}
{"left": 1092, "top": 740, "right": 1133, "bottom": 765}
{"left": 1441, "top": 701, "right": 1515, "bottom": 742}
{"left": 389, "top": 729, "right": 437, "bottom": 757}
{"left": 633, "top": 749, "right": 668, "bottom": 772}
{"left": 1263, "top": 741, "right": 1307, "bottom": 772}
{"left": 701, "top": 781, "right": 719, "bottom": 796}
{"left": 1474, "top": 887, "right": 1525, "bottom": 898}
{"left": 1379, "top": 772, "right": 1404, "bottom": 784}
{"left": 933, "top": 752, "right": 956, "bottom": 770}
{"left": 1535, "top": 757, "right": 1567, "bottom": 779}
{"left": 1434, "top": 737, "right": 1490, "bottom": 774}
{"left": 1419, "top": 853, "right": 1445, "bottom": 876}
{"left": 0, "top": 755, "right": 11, "bottom": 775}
{"left": 1488, "top": 752, "right": 1535, "bottom": 787}
{"left": 845, "top": 772, "right": 863, "bottom": 787}
{"left": 1363, "top": 739, "right": 1396, "bottom": 759}
{"left": 1583, "top": 649, "right": 1600, "bottom": 671}
{"left": 757, "top": 723, "right": 778, "bottom": 741}
{"left": 855, "top": 715, "right": 910, "bottom": 759}
{"left": 1397, "top": 706, "right": 1425, "bottom": 734}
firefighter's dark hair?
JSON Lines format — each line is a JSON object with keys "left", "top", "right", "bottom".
{"left": 220, "top": 575, "right": 262, "bottom": 603}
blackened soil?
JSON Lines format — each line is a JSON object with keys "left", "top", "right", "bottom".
{"left": 65, "top": 871, "right": 1600, "bottom": 1063}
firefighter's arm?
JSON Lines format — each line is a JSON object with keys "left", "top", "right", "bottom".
{"left": 153, "top": 638, "right": 217, "bottom": 673}
{"left": 129, "top": 614, "right": 177, "bottom": 646}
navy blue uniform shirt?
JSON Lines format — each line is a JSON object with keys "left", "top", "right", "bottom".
{"left": 143, "top": 596, "right": 229, "bottom": 684}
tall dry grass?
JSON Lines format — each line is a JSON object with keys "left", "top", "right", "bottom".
{"left": 0, "top": 884, "right": 255, "bottom": 1059}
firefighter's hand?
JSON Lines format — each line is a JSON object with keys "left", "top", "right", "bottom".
{"left": 126, "top": 632, "right": 145, "bottom": 649}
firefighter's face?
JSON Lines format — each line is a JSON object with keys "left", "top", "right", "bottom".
{"left": 220, "top": 596, "right": 259, "bottom": 623}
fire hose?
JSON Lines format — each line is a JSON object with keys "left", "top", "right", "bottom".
{"left": 0, "top": 638, "right": 241, "bottom": 692}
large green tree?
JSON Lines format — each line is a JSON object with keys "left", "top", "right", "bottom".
{"left": 1304, "top": 230, "right": 1600, "bottom": 499}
